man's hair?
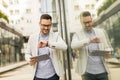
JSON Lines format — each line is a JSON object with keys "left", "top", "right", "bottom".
{"left": 81, "top": 11, "right": 91, "bottom": 17}
{"left": 40, "top": 14, "right": 52, "bottom": 20}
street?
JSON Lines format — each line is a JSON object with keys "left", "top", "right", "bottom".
{"left": 108, "top": 62, "right": 120, "bottom": 80}
{"left": 0, "top": 65, "right": 33, "bottom": 80}
{"left": 0, "top": 59, "right": 120, "bottom": 80}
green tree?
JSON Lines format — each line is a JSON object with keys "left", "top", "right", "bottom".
{"left": 97, "top": 0, "right": 117, "bottom": 15}
{"left": 0, "top": 11, "right": 9, "bottom": 23}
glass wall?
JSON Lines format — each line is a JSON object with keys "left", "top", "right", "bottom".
{"left": 98, "top": 10, "right": 120, "bottom": 49}
{"left": 0, "top": 27, "right": 24, "bottom": 67}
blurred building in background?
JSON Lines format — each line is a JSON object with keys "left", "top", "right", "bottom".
{"left": 0, "top": 0, "right": 10, "bottom": 16}
{"left": 7, "top": 0, "right": 41, "bottom": 36}
{"left": 0, "top": 18, "right": 24, "bottom": 67}
{"left": 79, "top": 0, "right": 99, "bottom": 20}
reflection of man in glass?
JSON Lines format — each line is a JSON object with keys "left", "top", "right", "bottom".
{"left": 25, "top": 14, "right": 67, "bottom": 80}
{"left": 71, "top": 11, "right": 113, "bottom": 80}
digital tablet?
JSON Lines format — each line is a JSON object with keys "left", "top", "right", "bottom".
{"left": 91, "top": 50, "right": 110, "bottom": 56}
{"left": 30, "top": 54, "right": 50, "bottom": 61}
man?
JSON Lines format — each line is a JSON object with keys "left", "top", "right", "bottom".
{"left": 25, "top": 14, "right": 67, "bottom": 80}
{"left": 71, "top": 11, "right": 113, "bottom": 80}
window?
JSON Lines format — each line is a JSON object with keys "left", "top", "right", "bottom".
{"left": 9, "top": 0, "right": 13, "bottom": 4}
{"left": 39, "top": 0, "right": 41, "bottom": 2}
{"left": 74, "top": 5, "right": 79, "bottom": 10}
{"left": 26, "top": 9, "right": 31, "bottom": 14}
{"left": 16, "top": 19, "right": 20, "bottom": 24}
{"left": 85, "top": 4, "right": 90, "bottom": 9}
{"left": 91, "top": 4, "right": 94, "bottom": 9}
{"left": 96, "top": 0, "right": 99, "bottom": 2}
{"left": 21, "top": 17, "right": 24, "bottom": 20}
{"left": 9, "top": 0, "right": 19, "bottom": 4}
{"left": 15, "top": 9, "right": 19, "bottom": 15}
{"left": 10, "top": 10, "right": 14, "bottom": 15}
{"left": 14, "top": 0, "right": 19, "bottom": 4}
{"left": 10, "top": 20, "right": 14, "bottom": 24}
{"left": 92, "top": 14, "right": 95, "bottom": 18}
{"left": 39, "top": 8, "right": 41, "bottom": 12}
{"left": 27, "top": 19, "right": 32, "bottom": 23}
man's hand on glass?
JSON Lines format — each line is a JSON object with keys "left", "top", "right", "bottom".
{"left": 90, "top": 36, "right": 100, "bottom": 43}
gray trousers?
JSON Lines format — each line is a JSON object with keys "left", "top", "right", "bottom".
{"left": 82, "top": 72, "right": 108, "bottom": 80}
{"left": 34, "top": 74, "right": 59, "bottom": 80}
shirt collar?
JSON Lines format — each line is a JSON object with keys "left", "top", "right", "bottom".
{"left": 84, "top": 28, "right": 94, "bottom": 34}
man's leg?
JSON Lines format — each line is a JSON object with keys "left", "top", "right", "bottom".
{"left": 48, "top": 74, "right": 59, "bottom": 80}
{"left": 33, "top": 74, "right": 59, "bottom": 80}
{"left": 81, "top": 73, "right": 96, "bottom": 80}
{"left": 33, "top": 76, "right": 43, "bottom": 80}
{"left": 96, "top": 72, "right": 108, "bottom": 80}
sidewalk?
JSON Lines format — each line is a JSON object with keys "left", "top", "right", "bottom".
{"left": 0, "top": 58, "right": 119, "bottom": 80}
{"left": 0, "top": 61, "right": 28, "bottom": 74}
{"left": 71, "top": 69, "right": 82, "bottom": 80}
{"left": 106, "top": 58, "right": 120, "bottom": 64}
{"left": 71, "top": 59, "right": 82, "bottom": 80}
